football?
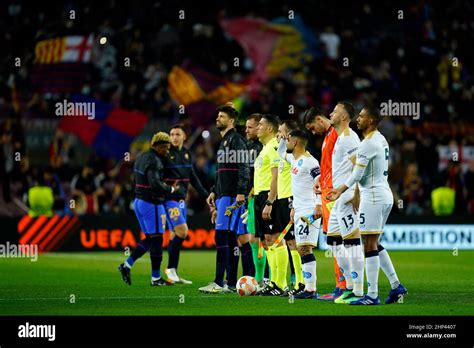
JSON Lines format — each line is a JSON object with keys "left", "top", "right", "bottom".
{"left": 236, "top": 276, "right": 258, "bottom": 296}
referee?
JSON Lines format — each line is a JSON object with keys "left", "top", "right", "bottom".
{"left": 253, "top": 114, "right": 287, "bottom": 296}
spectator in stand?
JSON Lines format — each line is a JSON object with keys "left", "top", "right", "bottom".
{"left": 439, "top": 160, "right": 466, "bottom": 214}
{"left": 43, "top": 166, "right": 70, "bottom": 215}
{"left": 70, "top": 165, "right": 102, "bottom": 215}
{"left": 49, "top": 128, "right": 74, "bottom": 180}
{"left": 464, "top": 160, "right": 474, "bottom": 214}
{"left": 320, "top": 26, "right": 340, "bottom": 60}
{"left": 402, "top": 163, "right": 424, "bottom": 215}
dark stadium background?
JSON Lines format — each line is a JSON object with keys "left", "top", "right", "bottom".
{"left": 1, "top": 0, "right": 473, "bottom": 242}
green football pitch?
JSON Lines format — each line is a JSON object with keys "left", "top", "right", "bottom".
{"left": 0, "top": 250, "right": 473, "bottom": 316}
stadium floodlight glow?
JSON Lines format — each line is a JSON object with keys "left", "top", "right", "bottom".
{"left": 99, "top": 37, "right": 107, "bottom": 45}
{"left": 202, "top": 130, "right": 210, "bottom": 139}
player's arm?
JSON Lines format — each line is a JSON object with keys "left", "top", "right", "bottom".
{"left": 147, "top": 165, "right": 178, "bottom": 194}
{"left": 234, "top": 136, "right": 250, "bottom": 205}
{"left": 309, "top": 159, "right": 322, "bottom": 218}
{"left": 345, "top": 140, "right": 360, "bottom": 210}
{"left": 328, "top": 140, "right": 373, "bottom": 201}
{"left": 262, "top": 166, "right": 278, "bottom": 220}
{"left": 277, "top": 138, "right": 293, "bottom": 163}
{"left": 189, "top": 159, "right": 209, "bottom": 198}
{"left": 207, "top": 172, "right": 217, "bottom": 209}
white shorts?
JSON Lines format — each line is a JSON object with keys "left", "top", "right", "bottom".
{"left": 294, "top": 209, "right": 320, "bottom": 247}
{"left": 327, "top": 189, "right": 360, "bottom": 239}
{"left": 359, "top": 201, "right": 393, "bottom": 235}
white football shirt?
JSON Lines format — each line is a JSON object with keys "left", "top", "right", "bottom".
{"left": 344, "top": 130, "right": 393, "bottom": 204}
{"left": 332, "top": 127, "right": 360, "bottom": 188}
{"left": 278, "top": 139, "right": 321, "bottom": 212}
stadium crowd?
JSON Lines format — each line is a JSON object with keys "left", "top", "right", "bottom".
{"left": 1, "top": 0, "right": 473, "bottom": 216}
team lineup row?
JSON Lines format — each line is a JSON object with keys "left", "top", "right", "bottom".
{"left": 118, "top": 101, "right": 408, "bottom": 305}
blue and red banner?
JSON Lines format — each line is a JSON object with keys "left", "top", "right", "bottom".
{"left": 59, "top": 95, "right": 148, "bottom": 159}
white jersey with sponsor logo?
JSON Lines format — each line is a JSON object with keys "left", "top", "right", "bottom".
{"left": 332, "top": 127, "right": 360, "bottom": 188}
{"left": 354, "top": 130, "right": 393, "bottom": 204}
{"left": 287, "top": 152, "right": 321, "bottom": 212}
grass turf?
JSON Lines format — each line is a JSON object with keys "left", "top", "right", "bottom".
{"left": 0, "top": 250, "right": 473, "bottom": 316}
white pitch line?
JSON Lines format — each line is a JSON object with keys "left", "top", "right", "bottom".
{"left": 41, "top": 253, "right": 126, "bottom": 261}
{"left": 0, "top": 295, "right": 237, "bottom": 301}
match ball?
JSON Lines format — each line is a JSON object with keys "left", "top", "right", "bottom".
{"left": 237, "top": 276, "right": 258, "bottom": 296}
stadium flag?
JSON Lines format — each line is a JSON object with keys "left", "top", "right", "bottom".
{"left": 58, "top": 95, "right": 148, "bottom": 160}
{"left": 31, "top": 35, "right": 94, "bottom": 93}
{"left": 220, "top": 16, "right": 317, "bottom": 89}
{"left": 168, "top": 61, "right": 244, "bottom": 126}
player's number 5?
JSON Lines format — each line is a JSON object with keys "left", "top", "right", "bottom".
{"left": 359, "top": 213, "right": 365, "bottom": 225}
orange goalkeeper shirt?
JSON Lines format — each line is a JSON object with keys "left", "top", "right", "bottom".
{"left": 320, "top": 126, "right": 338, "bottom": 190}
{"left": 320, "top": 126, "right": 338, "bottom": 233}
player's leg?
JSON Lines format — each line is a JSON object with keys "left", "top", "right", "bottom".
{"left": 286, "top": 238, "right": 305, "bottom": 295}
{"left": 267, "top": 198, "right": 289, "bottom": 294}
{"left": 327, "top": 201, "right": 352, "bottom": 296}
{"left": 377, "top": 203, "right": 407, "bottom": 303}
{"left": 225, "top": 200, "right": 252, "bottom": 291}
{"left": 350, "top": 202, "right": 382, "bottom": 305}
{"left": 149, "top": 204, "right": 172, "bottom": 286}
{"left": 226, "top": 230, "right": 239, "bottom": 290}
{"left": 224, "top": 198, "right": 240, "bottom": 292}
{"left": 149, "top": 234, "right": 171, "bottom": 286}
{"left": 294, "top": 245, "right": 317, "bottom": 299}
{"left": 199, "top": 197, "right": 230, "bottom": 293}
{"left": 293, "top": 212, "right": 319, "bottom": 299}
{"left": 249, "top": 234, "right": 266, "bottom": 282}
{"left": 287, "top": 245, "right": 296, "bottom": 287}
{"left": 165, "top": 200, "right": 192, "bottom": 284}
{"left": 320, "top": 189, "right": 346, "bottom": 300}
{"left": 119, "top": 198, "right": 155, "bottom": 285}
{"left": 237, "top": 231, "right": 254, "bottom": 277}
{"left": 263, "top": 216, "right": 287, "bottom": 295}
{"left": 334, "top": 191, "right": 365, "bottom": 303}
{"left": 273, "top": 198, "right": 302, "bottom": 296}
{"left": 254, "top": 193, "right": 275, "bottom": 294}
{"left": 247, "top": 197, "right": 265, "bottom": 279}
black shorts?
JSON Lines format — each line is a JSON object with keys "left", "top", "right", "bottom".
{"left": 273, "top": 197, "right": 295, "bottom": 241}
{"left": 254, "top": 191, "right": 278, "bottom": 239}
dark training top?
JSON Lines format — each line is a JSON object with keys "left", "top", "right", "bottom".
{"left": 163, "top": 145, "right": 209, "bottom": 200}
{"left": 247, "top": 138, "right": 263, "bottom": 191}
{"left": 133, "top": 148, "right": 172, "bottom": 204}
{"left": 212, "top": 128, "right": 250, "bottom": 198}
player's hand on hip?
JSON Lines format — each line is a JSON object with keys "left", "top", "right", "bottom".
{"left": 345, "top": 193, "right": 360, "bottom": 213}
{"left": 313, "top": 181, "right": 321, "bottom": 195}
{"left": 290, "top": 208, "right": 295, "bottom": 223}
{"left": 206, "top": 192, "right": 216, "bottom": 209}
{"left": 326, "top": 189, "right": 341, "bottom": 201}
{"left": 314, "top": 204, "right": 322, "bottom": 219}
{"left": 236, "top": 194, "right": 246, "bottom": 206}
{"left": 262, "top": 205, "right": 272, "bottom": 221}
